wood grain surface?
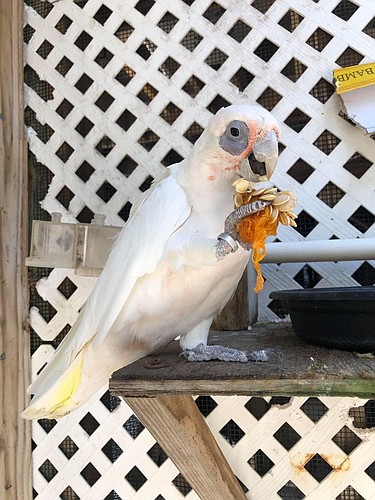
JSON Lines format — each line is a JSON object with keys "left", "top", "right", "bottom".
{"left": 110, "top": 323, "right": 375, "bottom": 398}
{"left": 0, "top": 1, "right": 32, "bottom": 498}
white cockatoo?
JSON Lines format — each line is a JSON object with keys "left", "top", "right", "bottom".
{"left": 22, "top": 104, "right": 280, "bottom": 419}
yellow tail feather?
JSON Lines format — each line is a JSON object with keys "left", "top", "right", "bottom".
{"left": 49, "top": 355, "right": 83, "bottom": 414}
{"left": 21, "top": 355, "right": 83, "bottom": 420}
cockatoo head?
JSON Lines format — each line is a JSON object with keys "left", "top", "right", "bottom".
{"left": 199, "top": 104, "right": 280, "bottom": 183}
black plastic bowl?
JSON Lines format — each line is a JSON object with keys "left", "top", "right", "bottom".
{"left": 270, "top": 287, "right": 375, "bottom": 352}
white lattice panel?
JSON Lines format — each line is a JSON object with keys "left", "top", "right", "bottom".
{"left": 24, "top": 0, "right": 375, "bottom": 498}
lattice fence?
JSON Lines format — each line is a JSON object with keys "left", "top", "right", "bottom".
{"left": 24, "top": 0, "right": 375, "bottom": 498}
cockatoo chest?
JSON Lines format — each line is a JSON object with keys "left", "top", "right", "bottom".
{"left": 116, "top": 191, "right": 249, "bottom": 342}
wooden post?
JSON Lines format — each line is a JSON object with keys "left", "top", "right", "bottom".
{"left": 125, "top": 396, "right": 246, "bottom": 500}
{"left": 0, "top": 1, "right": 32, "bottom": 498}
{"left": 213, "top": 266, "right": 258, "bottom": 330}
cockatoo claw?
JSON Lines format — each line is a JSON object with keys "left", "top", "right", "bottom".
{"left": 224, "top": 200, "right": 271, "bottom": 235}
{"left": 245, "top": 349, "right": 269, "bottom": 362}
{"left": 216, "top": 200, "right": 270, "bottom": 259}
{"left": 182, "top": 344, "right": 269, "bottom": 362}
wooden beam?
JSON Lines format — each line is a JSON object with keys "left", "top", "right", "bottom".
{"left": 125, "top": 395, "right": 246, "bottom": 500}
{"left": 0, "top": 1, "right": 32, "bottom": 499}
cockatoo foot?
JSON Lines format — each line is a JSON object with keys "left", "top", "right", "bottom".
{"left": 216, "top": 200, "right": 271, "bottom": 259}
{"left": 224, "top": 200, "right": 271, "bottom": 251}
{"left": 182, "top": 343, "right": 269, "bottom": 362}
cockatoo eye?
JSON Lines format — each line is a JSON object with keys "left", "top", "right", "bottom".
{"left": 219, "top": 120, "right": 249, "bottom": 156}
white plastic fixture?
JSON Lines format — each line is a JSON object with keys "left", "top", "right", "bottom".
{"left": 26, "top": 213, "right": 122, "bottom": 276}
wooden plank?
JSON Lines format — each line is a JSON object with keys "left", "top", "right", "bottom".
{"left": 110, "top": 323, "right": 375, "bottom": 398}
{"left": 0, "top": 1, "right": 32, "bottom": 499}
{"left": 125, "top": 395, "right": 246, "bottom": 500}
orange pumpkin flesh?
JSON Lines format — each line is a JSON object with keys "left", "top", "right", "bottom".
{"left": 236, "top": 205, "right": 279, "bottom": 293}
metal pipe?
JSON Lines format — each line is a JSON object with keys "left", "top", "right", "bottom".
{"left": 262, "top": 238, "right": 375, "bottom": 263}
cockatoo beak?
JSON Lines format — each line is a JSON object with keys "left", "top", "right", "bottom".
{"left": 240, "top": 129, "right": 279, "bottom": 182}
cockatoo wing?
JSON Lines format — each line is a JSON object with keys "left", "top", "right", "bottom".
{"left": 27, "top": 171, "right": 191, "bottom": 397}
{"left": 91, "top": 171, "right": 191, "bottom": 346}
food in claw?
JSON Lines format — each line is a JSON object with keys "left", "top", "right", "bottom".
{"left": 233, "top": 179, "right": 297, "bottom": 293}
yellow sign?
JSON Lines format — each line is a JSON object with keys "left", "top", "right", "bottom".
{"left": 333, "top": 62, "right": 375, "bottom": 94}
